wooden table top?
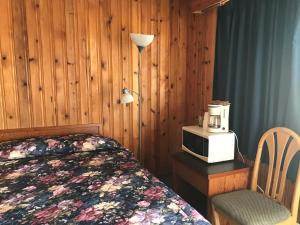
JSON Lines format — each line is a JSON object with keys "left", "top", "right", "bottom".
{"left": 172, "top": 151, "right": 249, "bottom": 178}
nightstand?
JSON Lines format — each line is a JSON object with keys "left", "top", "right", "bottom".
{"left": 172, "top": 152, "right": 249, "bottom": 222}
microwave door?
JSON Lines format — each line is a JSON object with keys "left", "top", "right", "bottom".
{"left": 202, "top": 138, "right": 208, "bottom": 157}
{"left": 182, "top": 130, "right": 208, "bottom": 157}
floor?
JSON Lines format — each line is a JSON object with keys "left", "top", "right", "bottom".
{"left": 159, "top": 175, "right": 173, "bottom": 188}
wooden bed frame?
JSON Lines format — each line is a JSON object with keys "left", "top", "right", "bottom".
{"left": 0, "top": 124, "right": 102, "bottom": 142}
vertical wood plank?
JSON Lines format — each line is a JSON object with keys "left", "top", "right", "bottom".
{"left": 11, "top": 0, "right": 32, "bottom": 128}
{"left": 0, "top": 49, "right": 5, "bottom": 128}
{"left": 177, "top": 0, "right": 188, "bottom": 153}
{"left": 131, "top": 0, "right": 141, "bottom": 156}
{"left": 0, "top": 0, "right": 20, "bottom": 128}
{"left": 185, "top": 12, "right": 194, "bottom": 124}
{"left": 0, "top": 26, "right": 6, "bottom": 129}
{"left": 74, "top": 0, "right": 89, "bottom": 124}
{"left": 149, "top": 0, "right": 159, "bottom": 173}
{"left": 169, "top": 0, "right": 179, "bottom": 160}
{"left": 111, "top": 0, "right": 122, "bottom": 143}
{"left": 87, "top": 0, "right": 101, "bottom": 124}
{"left": 158, "top": 0, "right": 170, "bottom": 173}
{"left": 99, "top": 0, "right": 112, "bottom": 137}
{"left": 121, "top": 0, "right": 131, "bottom": 149}
{"left": 52, "top": 0, "right": 69, "bottom": 125}
{"left": 65, "top": 0, "right": 79, "bottom": 125}
{"left": 25, "top": 0, "right": 45, "bottom": 127}
{"left": 39, "top": 0, "right": 56, "bottom": 126}
{"left": 141, "top": 0, "right": 151, "bottom": 167}
{"left": 197, "top": 14, "right": 204, "bottom": 117}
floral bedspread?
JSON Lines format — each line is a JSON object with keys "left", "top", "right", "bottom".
{"left": 0, "top": 134, "right": 210, "bottom": 225}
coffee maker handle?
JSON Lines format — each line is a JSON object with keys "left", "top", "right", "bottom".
{"left": 203, "top": 112, "right": 208, "bottom": 130}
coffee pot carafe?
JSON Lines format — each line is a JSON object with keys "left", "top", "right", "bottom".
{"left": 207, "top": 101, "right": 230, "bottom": 133}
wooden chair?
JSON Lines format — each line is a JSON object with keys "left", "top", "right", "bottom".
{"left": 211, "top": 127, "right": 300, "bottom": 225}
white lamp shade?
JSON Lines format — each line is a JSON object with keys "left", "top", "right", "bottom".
{"left": 121, "top": 88, "right": 134, "bottom": 104}
{"left": 121, "top": 93, "right": 134, "bottom": 104}
{"left": 130, "top": 33, "right": 154, "bottom": 47}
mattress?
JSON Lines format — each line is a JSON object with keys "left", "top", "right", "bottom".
{"left": 0, "top": 134, "right": 210, "bottom": 225}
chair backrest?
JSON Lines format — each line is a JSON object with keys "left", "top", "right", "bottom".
{"left": 251, "top": 127, "right": 300, "bottom": 217}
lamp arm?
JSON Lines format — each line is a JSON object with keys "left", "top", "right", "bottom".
{"left": 127, "top": 89, "right": 140, "bottom": 98}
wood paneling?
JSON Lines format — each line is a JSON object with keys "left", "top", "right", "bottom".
{"left": 0, "top": 0, "right": 190, "bottom": 175}
{"left": 185, "top": 7, "right": 217, "bottom": 125}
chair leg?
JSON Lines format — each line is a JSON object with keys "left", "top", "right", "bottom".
{"left": 212, "top": 204, "right": 221, "bottom": 225}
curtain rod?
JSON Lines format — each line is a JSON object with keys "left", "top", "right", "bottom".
{"left": 193, "top": 0, "right": 230, "bottom": 14}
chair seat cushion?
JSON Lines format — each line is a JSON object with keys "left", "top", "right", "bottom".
{"left": 212, "top": 190, "right": 291, "bottom": 225}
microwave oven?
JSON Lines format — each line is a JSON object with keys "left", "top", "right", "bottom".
{"left": 182, "top": 126, "right": 235, "bottom": 163}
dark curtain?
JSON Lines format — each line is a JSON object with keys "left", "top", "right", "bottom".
{"left": 214, "top": 0, "right": 300, "bottom": 179}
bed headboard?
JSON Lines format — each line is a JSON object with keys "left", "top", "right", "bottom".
{"left": 0, "top": 124, "right": 102, "bottom": 142}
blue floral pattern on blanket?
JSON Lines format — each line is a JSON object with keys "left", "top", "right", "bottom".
{"left": 0, "top": 135, "right": 210, "bottom": 225}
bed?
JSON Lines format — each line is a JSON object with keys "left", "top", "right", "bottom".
{"left": 0, "top": 124, "right": 210, "bottom": 225}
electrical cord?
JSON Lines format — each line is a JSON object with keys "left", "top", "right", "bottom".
{"left": 229, "top": 130, "right": 265, "bottom": 193}
{"left": 229, "top": 130, "right": 245, "bottom": 163}
{"left": 257, "top": 185, "right": 265, "bottom": 194}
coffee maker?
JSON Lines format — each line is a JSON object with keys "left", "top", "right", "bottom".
{"left": 207, "top": 101, "right": 230, "bottom": 133}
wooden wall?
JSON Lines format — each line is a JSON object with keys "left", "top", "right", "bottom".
{"left": 0, "top": 0, "right": 190, "bottom": 174}
{"left": 186, "top": 8, "right": 217, "bottom": 124}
